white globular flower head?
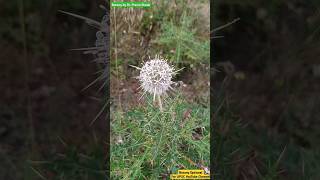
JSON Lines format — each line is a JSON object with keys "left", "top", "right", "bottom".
{"left": 138, "top": 55, "right": 175, "bottom": 97}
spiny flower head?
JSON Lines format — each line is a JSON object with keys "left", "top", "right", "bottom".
{"left": 138, "top": 55, "right": 175, "bottom": 97}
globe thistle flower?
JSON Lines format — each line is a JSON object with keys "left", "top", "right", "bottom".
{"left": 131, "top": 55, "right": 182, "bottom": 111}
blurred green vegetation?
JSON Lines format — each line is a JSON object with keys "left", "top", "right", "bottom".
{"left": 0, "top": 0, "right": 92, "bottom": 48}
{"left": 213, "top": 90, "right": 320, "bottom": 179}
{"left": 32, "top": 145, "right": 106, "bottom": 180}
{"left": 213, "top": 0, "right": 320, "bottom": 179}
{"left": 0, "top": 0, "right": 106, "bottom": 179}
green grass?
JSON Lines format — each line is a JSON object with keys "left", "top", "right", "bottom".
{"left": 153, "top": 1, "right": 210, "bottom": 67}
{"left": 111, "top": 93, "right": 210, "bottom": 179}
{"left": 155, "top": 10, "right": 210, "bottom": 66}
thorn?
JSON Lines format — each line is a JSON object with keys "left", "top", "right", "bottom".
{"left": 174, "top": 67, "right": 185, "bottom": 74}
{"left": 139, "top": 91, "right": 147, "bottom": 101}
{"left": 129, "top": 64, "right": 142, "bottom": 70}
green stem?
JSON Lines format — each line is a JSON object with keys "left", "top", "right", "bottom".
{"left": 158, "top": 95, "right": 163, "bottom": 112}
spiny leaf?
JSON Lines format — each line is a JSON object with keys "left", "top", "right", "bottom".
{"left": 59, "top": 10, "right": 101, "bottom": 29}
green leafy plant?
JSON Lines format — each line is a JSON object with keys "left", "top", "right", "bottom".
{"left": 111, "top": 93, "right": 210, "bottom": 179}
{"left": 155, "top": 10, "right": 209, "bottom": 66}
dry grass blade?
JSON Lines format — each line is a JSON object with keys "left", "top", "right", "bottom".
{"left": 276, "top": 146, "right": 287, "bottom": 168}
{"left": 212, "top": 18, "right": 240, "bottom": 33}
{"left": 90, "top": 100, "right": 108, "bottom": 126}
{"left": 30, "top": 166, "right": 47, "bottom": 180}
{"left": 69, "top": 47, "right": 100, "bottom": 51}
{"left": 59, "top": 10, "right": 101, "bottom": 29}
